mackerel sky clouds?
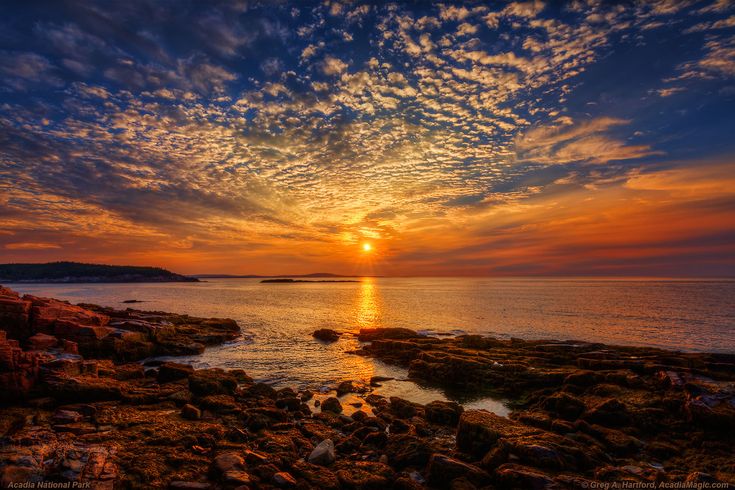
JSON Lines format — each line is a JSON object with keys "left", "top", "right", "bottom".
{"left": 1, "top": 1, "right": 734, "bottom": 276}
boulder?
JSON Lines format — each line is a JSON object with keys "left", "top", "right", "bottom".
{"left": 321, "top": 397, "right": 343, "bottom": 414}
{"left": 189, "top": 368, "right": 238, "bottom": 396}
{"left": 313, "top": 329, "right": 341, "bottom": 342}
{"left": 541, "top": 392, "right": 586, "bottom": 420}
{"left": 308, "top": 439, "right": 336, "bottom": 466}
{"left": 425, "top": 400, "right": 464, "bottom": 426}
{"left": 158, "top": 362, "right": 194, "bottom": 383}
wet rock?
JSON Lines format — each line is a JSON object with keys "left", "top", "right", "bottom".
{"left": 308, "top": 439, "right": 336, "bottom": 466}
{"left": 157, "top": 362, "right": 194, "bottom": 383}
{"left": 425, "top": 400, "right": 464, "bottom": 426}
{"left": 583, "top": 398, "right": 631, "bottom": 427}
{"left": 313, "top": 329, "right": 341, "bottom": 342}
{"left": 427, "top": 454, "right": 490, "bottom": 487}
{"left": 189, "top": 368, "right": 238, "bottom": 396}
{"left": 321, "top": 397, "right": 343, "bottom": 414}
{"left": 181, "top": 404, "right": 201, "bottom": 420}
{"left": 351, "top": 410, "right": 368, "bottom": 422}
{"left": 336, "top": 380, "right": 359, "bottom": 396}
{"left": 389, "top": 397, "right": 418, "bottom": 418}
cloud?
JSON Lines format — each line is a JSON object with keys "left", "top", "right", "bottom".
{"left": 5, "top": 242, "right": 62, "bottom": 250}
{"left": 321, "top": 55, "right": 349, "bottom": 75}
{"left": 515, "top": 118, "right": 660, "bottom": 165}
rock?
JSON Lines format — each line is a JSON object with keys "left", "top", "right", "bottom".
{"left": 386, "top": 435, "right": 432, "bottom": 469}
{"left": 541, "top": 392, "right": 586, "bottom": 420}
{"left": 358, "top": 328, "right": 420, "bottom": 341}
{"left": 425, "top": 400, "right": 464, "bottom": 426}
{"left": 46, "top": 375, "right": 124, "bottom": 402}
{"left": 456, "top": 410, "right": 539, "bottom": 457}
{"left": 273, "top": 471, "right": 297, "bottom": 487}
{"left": 336, "top": 380, "right": 358, "bottom": 396}
{"left": 213, "top": 452, "right": 245, "bottom": 475}
{"left": 313, "top": 329, "right": 341, "bottom": 342}
{"left": 583, "top": 398, "right": 630, "bottom": 427}
{"left": 390, "top": 396, "right": 418, "bottom": 418}
{"left": 336, "top": 462, "right": 394, "bottom": 489}
{"left": 321, "top": 397, "right": 343, "bottom": 414}
{"left": 495, "top": 463, "right": 555, "bottom": 488}
{"left": 351, "top": 410, "right": 368, "bottom": 422}
{"left": 188, "top": 368, "right": 238, "bottom": 396}
{"left": 157, "top": 362, "right": 194, "bottom": 383}
{"left": 222, "top": 470, "right": 252, "bottom": 485}
{"left": 291, "top": 460, "right": 340, "bottom": 490}
{"left": 564, "top": 370, "right": 599, "bottom": 386}
{"left": 308, "top": 439, "right": 336, "bottom": 466}
{"left": 27, "top": 333, "right": 58, "bottom": 350}
{"left": 52, "top": 409, "right": 83, "bottom": 424}
{"left": 426, "top": 453, "right": 490, "bottom": 487}
{"left": 169, "top": 482, "right": 211, "bottom": 490}
{"left": 370, "top": 375, "right": 394, "bottom": 387}
{"left": 181, "top": 404, "right": 201, "bottom": 420}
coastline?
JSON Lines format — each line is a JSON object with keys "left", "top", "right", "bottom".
{"left": 0, "top": 285, "right": 733, "bottom": 488}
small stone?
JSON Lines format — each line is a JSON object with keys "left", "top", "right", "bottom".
{"left": 273, "top": 471, "right": 297, "bottom": 487}
{"left": 308, "top": 439, "right": 336, "bottom": 466}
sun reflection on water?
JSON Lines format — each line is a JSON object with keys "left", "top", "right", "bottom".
{"left": 356, "top": 277, "right": 381, "bottom": 328}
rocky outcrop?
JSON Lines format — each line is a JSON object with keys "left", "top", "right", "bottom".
{"left": 0, "top": 285, "right": 239, "bottom": 363}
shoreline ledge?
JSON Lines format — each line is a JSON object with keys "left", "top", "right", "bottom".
{"left": 1, "top": 285, "right": 733, "bottom": 488}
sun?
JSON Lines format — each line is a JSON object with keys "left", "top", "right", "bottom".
{"left": 362, "top": 242, "right": 372, "bottom": 253}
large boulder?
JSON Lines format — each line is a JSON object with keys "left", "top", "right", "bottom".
{"left": 425, "top": 400, "right": 464, "bottom": 426}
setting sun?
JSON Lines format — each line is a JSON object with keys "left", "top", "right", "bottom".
{"left": 362, "top": 243, "right": 372, "bottom": 253}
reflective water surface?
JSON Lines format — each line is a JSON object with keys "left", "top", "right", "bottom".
{"left": 9, "top": 277, "right": 735, "bottom": 412}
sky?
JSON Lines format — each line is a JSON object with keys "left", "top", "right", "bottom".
{"left": 1, "top": 0, "right": 734, "bottom": 277}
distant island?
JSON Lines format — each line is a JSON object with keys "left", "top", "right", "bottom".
{"left": 261, "top": 278, "right": 360, "bottom": 283}
{"left": 0, "top": 262, "right": 199, "bottom": 283}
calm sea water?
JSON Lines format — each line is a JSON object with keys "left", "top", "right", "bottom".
{"left": 7, "top": 277, "right": 735, "bottom": 413}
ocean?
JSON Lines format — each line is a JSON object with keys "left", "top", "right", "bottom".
{"left": 8, "top": 277, "right": 734, "bottom": 413}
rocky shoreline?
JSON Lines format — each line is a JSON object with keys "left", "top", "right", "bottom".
{"left": 1, "top": 285, "right": 733, "bottom": 489}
